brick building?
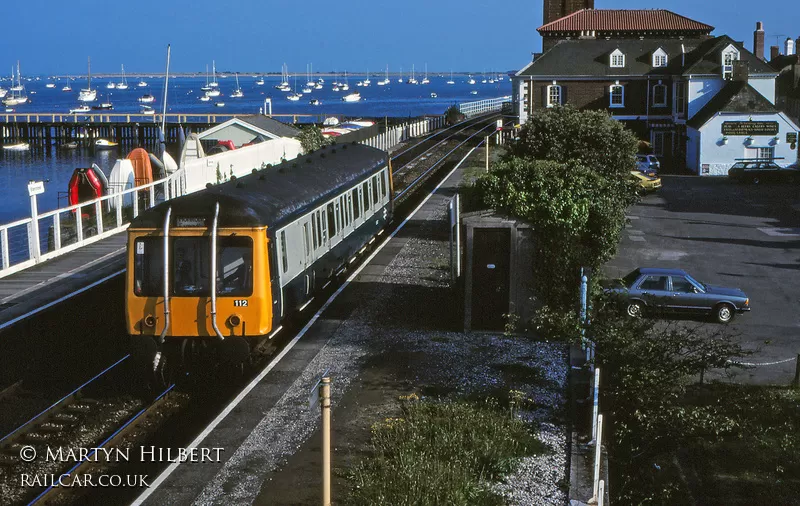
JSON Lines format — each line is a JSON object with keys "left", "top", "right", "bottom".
{"left": 511, "top": 9, "right": 800, "bottom": 173}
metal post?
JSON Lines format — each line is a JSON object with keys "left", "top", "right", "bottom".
{"left": 591, "top": 367, "right": 600, "bottom": 442}
{"left": 485, "top": 136, "right": 489, "bottom": 172}
{"left": 29, "top": 192, "right": 40, "bottom": 261}
{"left": 159, "top": 207, "right": 172, "bottom": 345}
{"left": 591, "top": 414, "right": 603, "bottom": 503}
{"left": 793, "top": 354, "right": 800, "bottom": 388}
{"left": 580, "top": 271, "right": 588, "bottom": 352}
{"left": 598, "top": 480, "right": 605, "bottom": 506}
{"left": 210, "top": 202, "right": 224, "bottom": 340}
{"left": 321, "top": 376, "right": 331, "bottom": 506}
{"left": 454, "top": 193, "right": 461, "bottom": 278}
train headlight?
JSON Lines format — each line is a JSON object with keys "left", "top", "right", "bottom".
{"left": 143, "top": 315, "right": 157, "bottom": 328}
{"left": 227, "top": 314, "right": 242, "bottom": 327}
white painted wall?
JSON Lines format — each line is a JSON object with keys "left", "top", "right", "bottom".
{"left": 695, "top": 112, "right": 800, "bottom": 175}
{"left": 183, "top": 138, "right": 303, "bottom": 193}
{"left": 747, "top": 77, "right": 776, "bottom": 104}
{"left": 687, "top": 77, "right": 725, "bottom": 120}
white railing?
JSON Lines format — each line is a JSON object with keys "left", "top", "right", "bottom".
{"left": 458, "top": 96, "right": 512, "bottom": 117}
{"left": 0, "top": 169, "right": 187, "bottom": 279}
{"left": 360, "top": 116, "right": 446, "bottom": 152}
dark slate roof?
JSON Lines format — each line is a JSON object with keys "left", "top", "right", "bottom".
{"left": 517, "top": 39, "right": 700, "bottom": 77}
{"left": 538, "top": 9, "right": 713, "bottom": 34}
{"left": 681, "top": 36, "right": 777, "bottom": 76}
{"left": 516, "top": 36, "right": 777, "bottom": 78}
{"left": 237, "top": 115, "right": 301, "bottom": 138}
{"left": 768, "top": 54, "right": 799, "bottom": 72}
{"left": 131, "top": 143, "right": 387, "bottom": 229}
{"left": 687, "top": 81, "right": 779, "bottom": 129}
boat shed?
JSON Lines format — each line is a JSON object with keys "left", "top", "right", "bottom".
{"left": 462, "top": 210, "right": 535, "bottom": 333}
{"left": 181, "top": 115, "right": 304, "bottom": 193}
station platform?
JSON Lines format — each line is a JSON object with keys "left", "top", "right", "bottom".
{"left": 0, "top": 234, "right": 127, "bottom": 330}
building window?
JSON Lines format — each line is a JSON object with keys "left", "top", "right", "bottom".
{"left": 652, "top": 131, "right": 665, "bottom": 156}
{"left": 609, "top": 85, "right": 624, "bottom": 108}
{"left": 652, "top": 48, "right": 668, "bottom": 68}
{"left": 721, "top": 46, "right": 739, "bottom": 80}
{"left": 675, "top": 81, "right": 686, "bottom": 115}
{"left": 652, "top": 84, "right": 667, "bottom": 106}
{"left": 546, "top": 84, "right": 561, "bottom": 107}
{"left": 610, "top": 49, "right": 625, "bottom": 68}
{"left": 757, "top": 147, "right": 774, "bottom": 160}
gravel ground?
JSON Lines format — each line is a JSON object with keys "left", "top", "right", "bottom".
{"left": 195, "top": 163, "right": 569, "bottom": 505}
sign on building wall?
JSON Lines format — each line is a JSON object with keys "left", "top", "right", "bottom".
{"left": 721, "top": 121, "right": 779, "bottom": 136}
{"left": 787, "top": 132, "right": 797, "bottom": 144}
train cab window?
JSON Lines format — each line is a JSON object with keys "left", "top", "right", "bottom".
{"left": 133, "top": 237, "right": 164, "bottom": 297}
{"left": 372, "top": 175, "right": 379, "bottom": 204}
{"left": 362, "top": 182, "right": 370, "bottom": 212}
{"left": 171, "top": 236, "right": 253, "bottom": 296}
{"left": 327, "top": 203, "right": 336, "bottom": 237}
{"left": 381, "top": 170, "right": 388, "bottom": 198}
{"left": 352, "top": 189, "right": 360, "bottom": 220}
{"left": 280, "top": 231, "right": 288, "bottom": 273}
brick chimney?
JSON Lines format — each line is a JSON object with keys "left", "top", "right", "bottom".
{"left": 785, "top": 37, "right": 795, "bottom": 56}
{"left": 770, "top": 45, "right": 780, "bottom": 60}
{"left": 753, "top": 22, "right": 765, "bottom": 60}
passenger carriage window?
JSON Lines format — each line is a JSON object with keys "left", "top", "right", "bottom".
{"left": 310, "top": 218, "right": 318, "bottom": 250}
{"left": 381, "top": 170, "right": 388, "bottom": 198}
{"left": 334, "top": 200, "right": 341, "bottom": 234}
{"left": 280, "top": 231, "right": 288, "bottom": 273}
{"left": 362, "top": 182, "right": 370, "bottom": 211}
{"left": 321, "top": 209, "right": 328, "bottom": 244}
{"left": 303, "top": 222, "right": 311, "bottom": 258}
{"left": 315, "top": 211, "right": 323, "bottom": 246}
{"left": 346, "top": 193, "right": 353, "bottom": 226}
{"left": 327, "top": 203, "right": 336, "bottom": 236}
{"left": 372, "top": 175, "right": 379, "bottom": 204}
{"left": 352, "top": 189, "right": 360, "bottom": 220}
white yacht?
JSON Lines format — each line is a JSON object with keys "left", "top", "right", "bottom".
{"left": 3, "top": 63, "right": 28, "bottom": 106}
{"left": 117, "top": 65, "right": 129, "bottom": 89}
{"left": 231, "top": 73, "right": 244, "bottom": 98}
{"left": 138, "top": 80, "right": 148, "bottom": 87}
{"left": 78, "top": 57, "right": 97, "bottom": 102}
{"left": 107, "top": 81, "right": 116, "bottom": 89}
{"left": 342, "top": 91, "right": 361, "bottom": 102}
{"left": 421, "top": 64, "right": 430, "bottom": 85}
{"left": 446, "top": 70, "right": 455, "bottom": 85}
{"left": 70, "top": 104, "right": 91, "bottom": 114}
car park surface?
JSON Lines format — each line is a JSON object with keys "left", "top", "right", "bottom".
{"left": 604, "top": 175, "right": 800, "bottom": 384}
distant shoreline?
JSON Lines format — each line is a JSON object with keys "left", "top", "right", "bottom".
{"left": 26, "top": 72, "right": 513, "bottom": 79}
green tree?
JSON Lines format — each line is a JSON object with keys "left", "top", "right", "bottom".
{"left": 298, "top": 125, "right": 330, "bottom": 154}
{"left": 475, "top": 158, "right": 637, "bottom": 311}
{"left": 507, "top": 104, "right": 639, "bottom": 178}
{"left": 444, "top": 105, "right": 466, "bottom": 126}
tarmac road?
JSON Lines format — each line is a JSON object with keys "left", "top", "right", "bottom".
{"left": 605, "top": 175, "right": 800, "bottom": 385}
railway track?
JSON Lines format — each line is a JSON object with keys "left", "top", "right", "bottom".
{"left": 0, "top": 112, "right": 503, "bottom": 506}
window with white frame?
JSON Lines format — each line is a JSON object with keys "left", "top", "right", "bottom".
{"left": 546, "top": 84, "right": 561, "bottom": 107}
{"left": 610, "top": 49, "right": 625, "bottom": 68}
{"left": 757, "top": 147, "right": 774, "bottom": 160}
{"left": 721, "top": 45, "right": 739, "bottom": 80}
{"left": 652, "top": 131, "right": 666, "bottom": 155}
{"left": 652, "top": 48, "right": 668, "bottom": 68}
{"left": 609, "top": 84, "right": 624, "bottom": 107}
{"left": 652, "top": 83, "right": 667, "bottom": 106}
{"left": 675, "top": 81, "right": 686, "bottom": 115}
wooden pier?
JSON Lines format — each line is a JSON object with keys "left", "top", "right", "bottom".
{"left": 0, "top": 112, "right": 319, "bottom": 145}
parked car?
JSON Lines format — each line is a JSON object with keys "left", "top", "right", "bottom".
{"left": 636, "top": 154, "right": 661, "bottom": 174}
{"left": 630, "top": 171, "right": 662, "bottom": 192}
{"left": 605, "top": 267, "right": 750, "bottom": 323}
{"left": 727, "top": 160, "right": 800, "bottom": 184}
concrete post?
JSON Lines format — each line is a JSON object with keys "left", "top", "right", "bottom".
{"left": 591, "top": 367, "right": 600, "bottom": 442}
{"left": 321, "top": 377, "right": 331, "bottom": 506}
{"left": 591, "top": 414, "right": 603, "bottom": 503}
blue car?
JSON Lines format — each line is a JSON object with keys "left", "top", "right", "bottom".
{"left": 606, "top": 268, "right": 750, "bottom": 323}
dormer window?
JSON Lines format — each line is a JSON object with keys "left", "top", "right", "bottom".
{"left": 721, "top": 44, "right": 740, "bottom": 80}
{"left": 610, "top": 49, "right": 625, "bottom": 68}
{"left": 652, "top": 48, "right": 668, "bottom": 68}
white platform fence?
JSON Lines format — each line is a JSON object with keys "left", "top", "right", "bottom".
{"left": 0, "top": 97, "right": 510, "bottom": 279}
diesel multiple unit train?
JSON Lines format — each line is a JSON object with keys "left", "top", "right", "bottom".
{"left": 125, "top": 143, "right": 392, "bottom": 378}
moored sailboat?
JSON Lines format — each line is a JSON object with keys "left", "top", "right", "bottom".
{"left": 77, "top": 57, "right": 97, "bottom": 102}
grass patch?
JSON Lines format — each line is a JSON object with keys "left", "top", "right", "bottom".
{"left": 344, "top": 398, "right": 546, "bottom": 505}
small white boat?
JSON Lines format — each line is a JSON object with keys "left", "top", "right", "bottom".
{"left": 214, "top": 102, "right": 225, "bottom": 107}
{"left": 62, "top": 83, "right": 72, "bottom": 92}
{"left": 4, "top": 107, "right": 14, "bottom": 112}
{"left": 430, "top": 92, "right": 437, "bottom": 98}
{"left": 95, "top": 138, "right": 118, "bottom": 148}
{"left": 45, "top": 83, "right": 56, "bottom": 89}
{"left": 138, "top": 80, "right": 148, "bottom": 87}
{"left": 309, "top": 99, "right": 321, "bottom": 106}
{"left": 106, "top": 81, "right": 116, "bottom": 89}
{"left": 78, "top": 57, "right": 97, "bottom": 102}
{"left": 138, "top": 94, "right": 156, "bottom": 103}
{"left": 332, "top": 85, "right": 340, "bottom": 92}
{"left": 341, "top": 83, "right": 349, "bottom": 91}
{"left": 205, "top": 89, "right": 221, "bottom": 97}
{"left": 199, "top": 95, "right": 211, "bottom": 102}
{"left": 70, "top": 105, "right": 91, "bottom": 114}
{"left": 231, "top": 73, "right": 244, "bottom": 98}
{"left": 468, "top": 76, "right": 476, "bottom": 85}
{"left": 342, "top": 91, "right": 361, "bottom": 102}
{"left": 2, "top": 142, "right": 29, "bottom": 151}
{"left": 117, "top": 64, "right": 129, "bottom": 89}
{"left": 287, "top": 93, "right": 301, "bottom": 101}
{"left": 470, "top": 90, "right": 478, "bottom": 95}
{"left": 92, "top": 100, "right": 113, "bottom": 110}
{"left": 315, "top": 82, "right": 323, "bottom": 90}
{"left": 0, "top": 88, "right": 7, "bottom": 98}
{"left": 255, "top": 76, "right": 264, "bottom": 85}
{"left": 141, "top": 105, "right": 155, "bottom": 115}
{"left": 302, "top": 86, "right": 312, "bottom": 93}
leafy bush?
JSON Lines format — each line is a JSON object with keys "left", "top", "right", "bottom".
{"left": 506, "top": 104, "right": 639, "bottom": 179}
{"left": 298, "top": 124, "right": 331, "bottom": 154}
{"left": 445, "top": 105, "right": 466, "bottom": 126}
{"left": 475, "top": 158, "right": 637, "bottom": 311}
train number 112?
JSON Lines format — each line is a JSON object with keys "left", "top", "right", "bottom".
{"left": 233, "top": 300, "right": 249, "bottom": 307}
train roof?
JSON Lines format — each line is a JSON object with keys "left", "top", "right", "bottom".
{"left": 131, "top": 142, "right": 388, "bottom": 229}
